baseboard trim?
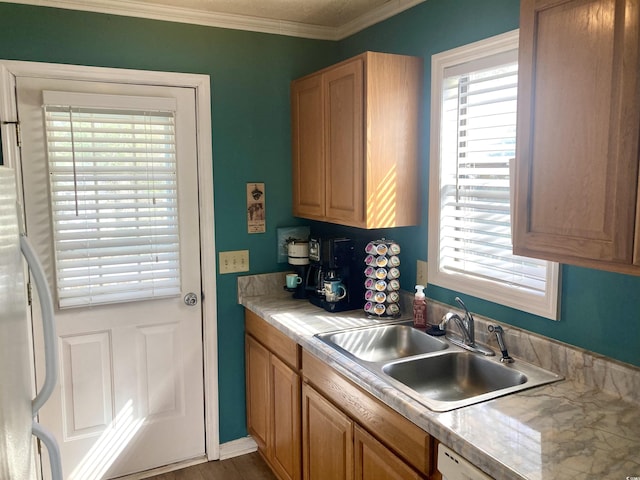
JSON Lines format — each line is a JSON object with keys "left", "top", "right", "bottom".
{"left": 218, "top": 436, "right": 258, "bottom": 460}
{"left": 112, "top": 437, "right": 257, "bottom": 478}
{"left": 115, "top": 456, "right": 208, "bottom": 479}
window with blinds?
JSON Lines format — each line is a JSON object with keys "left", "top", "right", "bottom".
{"left": 43, "top": 91, "right": 181, "bottom": 308}
{"left": 428, "top": 31, "right": 559, "bottom": 319}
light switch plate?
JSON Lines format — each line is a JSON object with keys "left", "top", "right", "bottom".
{"left": 219, "top": 250, "right": 250, "bottom": 274}
{"left": 416, "top": 260, "right": 428, "bottom": 286}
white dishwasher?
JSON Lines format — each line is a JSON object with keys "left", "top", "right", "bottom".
{"left": 438, "top": 444, "right": 494, "bottom": 480}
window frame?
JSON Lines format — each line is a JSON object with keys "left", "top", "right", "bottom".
{"left": 427, "top": 29, "right": 560, "bottom": 320}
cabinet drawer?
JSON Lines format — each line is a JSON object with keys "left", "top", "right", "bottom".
{"left": 302, "top": 350, "right": 432, "bottom": 475}
{"left": 245, "top": 309, "right": 300, "bottom": 370}
{"left": 355, "top": 425, "right": 424, "bottom": 480}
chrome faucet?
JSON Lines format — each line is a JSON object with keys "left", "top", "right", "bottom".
{"left": 440, "top": 312, "right": 473, "bottom": 345}
{"left": 439, "top": 297, "right": 475, "bottom": 346}
{"left": 439, "top": 297, "right": 494, "bottom": 356}
{"left": 456, "top": 296, "right": 475, "bottom": 345}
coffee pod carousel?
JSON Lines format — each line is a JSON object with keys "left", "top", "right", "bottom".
{"left": 363, "top": 239, "right": 401, "bottom": 318}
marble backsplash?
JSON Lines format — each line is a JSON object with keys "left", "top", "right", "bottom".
{"left": 237, "top": 271, "right": 290, "bottom": 304}
{"left": 237, "top": 272, "right": 640, "bottom": 406}
{"left": 428, "top": 301, "right": 640, "bottom": 406}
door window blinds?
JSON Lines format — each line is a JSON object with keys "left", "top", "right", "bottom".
{"left": 43, "top": 91, "right": 181, "bottom": 308}
{"left": 439, "top": 51, "right": 549, "bottom": 295}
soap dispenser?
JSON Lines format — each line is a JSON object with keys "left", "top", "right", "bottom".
{"left": 413, "top": 285, "right": 427, "bottom": 329}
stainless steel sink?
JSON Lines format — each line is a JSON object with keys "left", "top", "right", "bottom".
{"left": 383, "top": 351, "right": 531, "bottom": 410}
{"left": 315, "top": 322, "right": 562, "bottom": 412}
{"left": 317, "top": 324, "right": 448, "bottom": 362}
{"left": 383, "top": 352, "right": 526, "bottom": 400}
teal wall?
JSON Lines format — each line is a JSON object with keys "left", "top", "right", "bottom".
{"left": 322, "top": 0, "right": 640, "bottom": 369}
{"left": 1, "top": 0, "right": 638, "bottom": 448}
{"left": 0, "top": 2, "right": 335, "bottom": 443}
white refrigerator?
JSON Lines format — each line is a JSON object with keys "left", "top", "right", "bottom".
{"left": 0, "top": 167, "right": 62, "bottom": 480}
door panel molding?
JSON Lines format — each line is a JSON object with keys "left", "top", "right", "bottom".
{"left": 0, "top": 60, "right": 219, "bottom": 465}
{"left": 60, "top": 332, "right": 113, "bottom": 439}
{"left": 136, "top": 322, "right": 185, "bottom": 420}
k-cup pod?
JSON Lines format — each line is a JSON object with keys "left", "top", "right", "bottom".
{"left": 387, "top": 267, "right": 400, "bottom": 280}
{"left": 364, "top": 289, "right": 375, "bottom": 301}
{"left": 364, "top": 301, "right": 375, "bottom": 313}
{"left": 376, "top": 255, "right": 388, "bottom": 267}
{"left": 365, "top": 278, "right": 375, "bottom": 289}
{"left": 388, "top": 243, "right": 401, "bottom": 255}
{"left": 373, "top": 303, "right": 386, "bottom": 315}
{"left": 373, "top": 291, "right": 386, "bottom": 303}
{"left": 387, "top": 303, "right": 400, "bottom": 316}
{"left": 387, "top": 291, "right": 400, "bottom": 303}
{"left": 375, "top": 243, "right": 388, "bottom": 256}
{"left": 386, "top": 279, "right": 400, "bottom": 291}
{"left": 365, "top": 242, "right": 376, "bottom": 254}
{"left": 388, "top": 255, "right": 400, "bottom": 267}
{"left": 365, "top": 254, "right": 377, "bottom": 266}
{"left": 375, "top": 279, "right": 387, "bottom": 291}
{"left": 364, "top": 266, "right": 376, "bottom": 278}
{"left": 375, "top": 268, "right": 388, "bottom": 279}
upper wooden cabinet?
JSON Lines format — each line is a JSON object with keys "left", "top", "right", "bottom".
{"left": 291, "top": 52, "right": 423, "bottom": 229}
{"left": 513, "top": 0, "right": 640, "bottom": 274}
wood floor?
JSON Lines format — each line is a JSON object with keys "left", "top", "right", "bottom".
{"left": 144, "top": 452, "right": 277, "bottom": 480}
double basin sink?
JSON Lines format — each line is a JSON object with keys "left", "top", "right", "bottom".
{"left": 315, "top": 322, "right": 562, "bottom": 412}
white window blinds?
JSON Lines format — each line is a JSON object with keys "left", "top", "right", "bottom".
{"left": 43, "top": 91, "right": 181, "bottom": 308}
{"left": 440, "top": 52, "right": 550, "bottom": 292}
{"left": 429, "top": 31, "right": 559, "bottom": 320}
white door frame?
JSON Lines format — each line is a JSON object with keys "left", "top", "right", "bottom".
{"left": 0, "top": 60, "right": 220, "bottom": 466}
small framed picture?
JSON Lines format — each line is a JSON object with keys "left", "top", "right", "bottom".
{"left": 247, "top": 182, "right": 265, "bottom": 234}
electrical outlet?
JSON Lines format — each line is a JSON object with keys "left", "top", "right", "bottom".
{"left": 219, "top": 250, "right": 250, "bottom": 274}
{"left": 416, "top": 260, "right": 428, "bottom": 286}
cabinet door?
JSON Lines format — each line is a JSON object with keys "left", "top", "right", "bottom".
{"left": 246, "top": 335, "right": 271, "bottom": 452}
{"left": 514, "top": 0, "right": 640, "bottom": 267}
{"left": 302, "top": 384, "right": 353, "bottom": 480}
{"left": 291, "top": 73, "right": 325, "bottom": 219}
{"left": 354, "top": 425, "right": 422, "bottom": 480}
{"left": 271, "top": 355, "right": 301, "bottom": 480}
{"left": 324, "top": 58, "right": 365, "bottom": 226}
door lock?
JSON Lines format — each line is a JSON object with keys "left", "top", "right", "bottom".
{"left": 184, "top": 292, "right": 198, "bottom": 306}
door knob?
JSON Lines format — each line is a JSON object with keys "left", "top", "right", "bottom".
{"left": 184, "top": 292, "right": 198, "bottom": 306}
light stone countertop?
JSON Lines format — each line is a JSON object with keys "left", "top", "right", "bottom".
{"left": 239, "top": 276, "right": 640, "bottom": 480}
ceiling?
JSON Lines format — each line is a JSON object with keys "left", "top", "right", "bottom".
{"left": 2, "top": 0, "right": 426, "bottom": 40}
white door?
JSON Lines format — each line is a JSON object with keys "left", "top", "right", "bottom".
{"left": 16, "top": 76, "right": 205, "bottom": 479}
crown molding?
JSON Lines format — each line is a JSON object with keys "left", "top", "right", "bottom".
{"left": 0, "top": 0, "right": 425, "bottom": 40}
{"left": 336, "top": 0, "right": 426, "bottom": 39}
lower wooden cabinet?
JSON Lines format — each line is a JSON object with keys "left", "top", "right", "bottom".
{"left": 301, "top": 382, "right": 428, "bottom": 480}
{"left": 302, "top": 383, "right": 354, "bottom": 480}
{"left": 302, "top": 350, "right": 432, "bottom": 479}
{"left": 302, "top": 350, "right": 433, "bottom": 477}
{"left": 271, "top": 354, "right": 301, "bottom": 480}
{"left": 245, "top": 309, "right": 437, "bottom": 480}
{"left": 246, "top": 335, "right": 271, "bottom": 451}
{"left": 245, "top": 311, "right": 301, "bottom": 480}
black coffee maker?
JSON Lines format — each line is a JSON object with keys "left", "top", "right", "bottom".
{"left": 306, "top": 236, "right": 365, "bottom": 313}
